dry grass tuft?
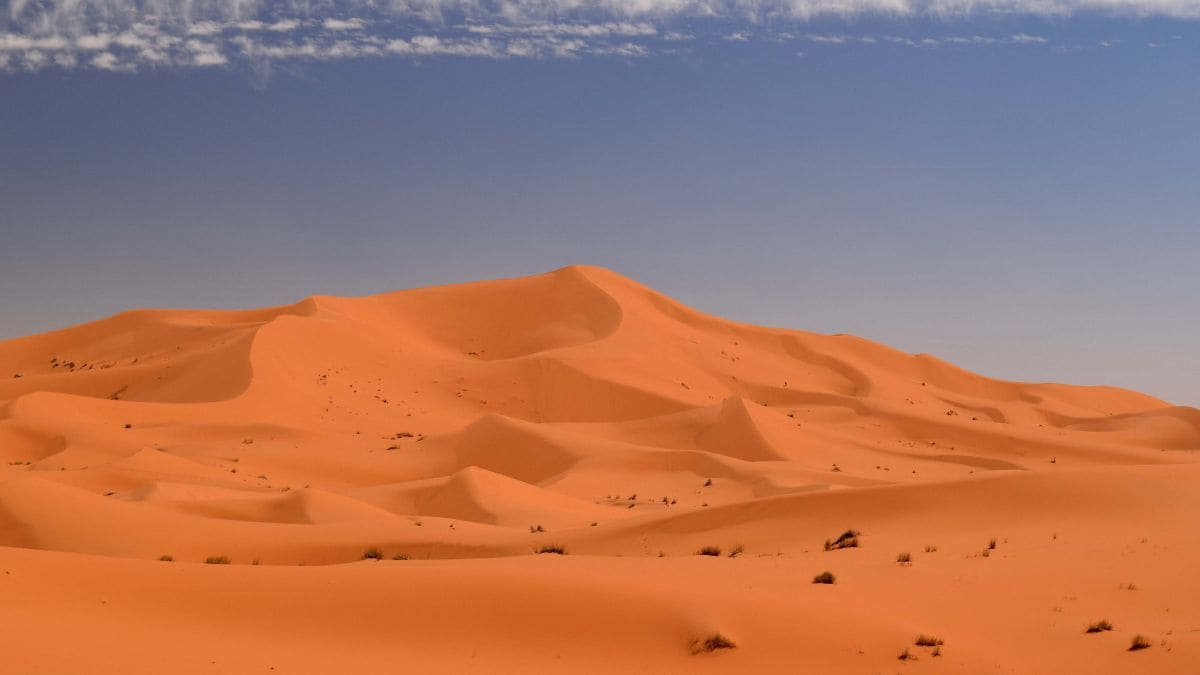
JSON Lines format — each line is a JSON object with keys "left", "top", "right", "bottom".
{"left": 1129, "top": 635, "right": 1152, "bottom": 651}
{"left": 690, "top": 633, "right": 736, "bottom": 654}
{"left": 824, "top": 529, "right": 860, "bottom": 551}
{"left": 812, "top": 570, "right": 836, "bottom": 584}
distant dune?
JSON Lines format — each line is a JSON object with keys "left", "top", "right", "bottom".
{"left": 1, "top": 265, "right": 1197, "bottom": 673}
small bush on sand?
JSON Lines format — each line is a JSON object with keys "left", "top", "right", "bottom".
{"left": 925, "top": 545, "right": 938, "bottom": 553}
{"left": 988, "top": 538, "right": 997, "bottom": 550}
{"left": 812, "top": 571, "right": 835, "bottom": 584}
{"left": 898, "top": 648, "right": 915, "bottom": 661}
{"left": 1129, "top": 635, "right": 1152, "bottom": 651}
{"left": 1085, "top": 620, "right": 1113, "bottom": 634}
{"left": 159, "top": 555, "right": 174, "bottom": 562}
{"left": 690, "top": 633, "right": 736, "bottom": 654}
{"left": 729, "top": 544, "right": 744, "bottom": 558}
{"left": 363, "top": 548, "right": 384, "bottom": 560}
{"left": 697, "top": 546, "right": 722, "bottom": 556}
{"left": 915, "top": 635, "right": 944, "bottom": 647}
{"left": 897, "top": 552, "right": 912, "bottom": 564}
{"left": 393, "top": 553, "right": 409, "bottom": 560}
{"left": 537, "top": 545, "right": 566, "bottom": 555}
{"left": 529, "top": 524, "right": 545, "bottom": 533}
{"left": 824, "top": 529, "right": 860, "bottom": 551}
{"left": 205, "top": 556, "right": 231, "bottom": 565}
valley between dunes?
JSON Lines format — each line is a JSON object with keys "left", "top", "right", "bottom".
{"left": 2, "top": 265, "right": 1198, "bottom": 673}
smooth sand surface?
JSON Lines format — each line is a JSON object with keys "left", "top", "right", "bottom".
{"left": 2, "top": 265, "right": 1197, "bottom": 672}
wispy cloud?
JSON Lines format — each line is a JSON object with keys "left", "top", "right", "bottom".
{"left": 0, "top": 21, "right": 662, "bottom": 72}
{"left": 0, "top": 0, "right": 1193, "bottom": 73}
{"left": 804, "top": 31, "right": 1054, "bottom": 46}
{"left": 322, "top": 18, "right": 368, "bottom": 31}
{"left": 804, "top": 33, "right": 848, "bottom": 43}
{"left": 466, "top": 22, "right": 657, "bottom": 37}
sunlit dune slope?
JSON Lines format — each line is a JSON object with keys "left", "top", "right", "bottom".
{"left": 1, "top": 265, "right": 1197, "bottom": 673}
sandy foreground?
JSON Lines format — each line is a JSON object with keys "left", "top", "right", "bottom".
{"left": 1, "top": 265, "right": 1197, "bottom": 673}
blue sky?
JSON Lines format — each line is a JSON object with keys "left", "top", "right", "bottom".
{"left": 1, "top": 1, "right": 1198, "bottom": 405}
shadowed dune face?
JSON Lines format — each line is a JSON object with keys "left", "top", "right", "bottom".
{"left": 1, "top": 265, "right": 1198, "bottom": 673}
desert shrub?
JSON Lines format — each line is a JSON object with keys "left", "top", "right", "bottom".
{"left": 205, "top": 556, "right": 231, "bottom": 565}
{"left": 363, "top": 548, "right": 384, "bottom": 560}
{"left": 159, "top": 555, "right": 174, "bottom": 562}
{"left": 529, "top": 524, "right": 545, "bottom": 533}
{"left": 988, "top": 538, "right": 997, "bottom": 550}
{"left": 915, "top": 635, "right": 943, "bottom": 647}
{"left": 1129, "top": 635, "right": 1152, "bottom": 651}
{"left": 897, "top": 552, "right": 912, "bottom": 564}
{"left": 812, "top": 571, "right": 835, "bottom": 584}
{"left": 697, "top": 546, "right": 722, "bottom": 557}
{"left": 537, "top": 545, "right": 566, "bottom": 555}
{"left": 728, "top": 544, "right": 744, "bottom": 558}
{"left": 392, "top": 553, "right": 409, "bottom": 560}
{"left": 924, "top": 545, "right": 938, "bottom": 553}
{"left": 824, "top": 529, "right": 860, "bottom": 551}
{"left": 1085, "top": 620, "right": 1113, "bottom": 634}
{"left": 691, "top": 633, "right": 736, "bottom": 653}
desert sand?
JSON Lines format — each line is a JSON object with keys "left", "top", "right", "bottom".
{"left": 1, "top": 265, "right": 1198, "bottom": 673}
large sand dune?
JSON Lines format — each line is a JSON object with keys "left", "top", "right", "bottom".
{"left": 1, "top": 265, "right": 1197, "bottom": 672}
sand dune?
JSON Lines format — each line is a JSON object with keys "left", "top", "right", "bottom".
{"left": 1, "top": 265, "right": 1197, "bottom": 672}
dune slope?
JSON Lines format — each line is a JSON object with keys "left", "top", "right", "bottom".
{"left": 1, "top": 265, "right": 1197, "bottom": 673}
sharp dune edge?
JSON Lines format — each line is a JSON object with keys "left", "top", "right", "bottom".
{"left": 1, "top": 264, "right": 1198, "bottom": 673}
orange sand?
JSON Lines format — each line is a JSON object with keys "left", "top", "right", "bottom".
{"left": 1, "top": 265, "right": 1197, "bottom": 672}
